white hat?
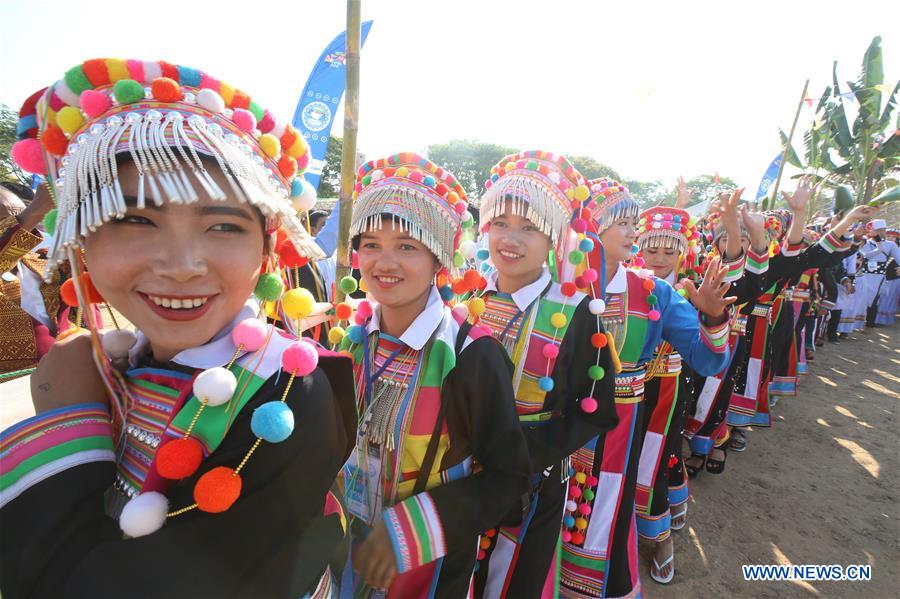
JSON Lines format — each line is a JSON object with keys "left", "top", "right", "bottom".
{"left": 870, "top": 219, "right": 887, "bottom": 230}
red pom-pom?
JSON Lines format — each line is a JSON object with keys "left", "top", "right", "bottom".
{"left": 561, "top": 282, "right": 577, "bottom": 297}
{"left": 41, "top": 125, "right": 69, "bottom": 157}
{"left": 194, "top": 466, "right": 242, "bottom": 513}
{"left": 279, "top": 240, "right": 309, "bottom": 269}
{"left": 11, "top": 139, "right": 46, "bottom": 174}
{"left": 571, "top": 218, "right": 588, "bottom": 234}
{"left": 435, "top": 182, "right": 449, "bottom": 196}
{"left": 277, "top": 154, "right": 297, "bottom": 178}
{"left": 570, "top": 532, "right": 585, "bottom": 545}
{"left": 451, "top": 278, "right": 467, "bottom": 295}
{"left": 60, "top": 279, "right": 79, "bottom": 307}
{"left": 463, "top": 269, "right": 481, "bottom": 290}
{"left": 335, "top": 302, "right": 353, "bottom": 321}
{"left": 151, "top": 77, "right": 184, "bottom": 103}
{"left": 155, "top": 438, "right": 203, "bottom": 479}
{"left": 60, "top": 274, "right": 104, "bottom": 306}
{"left": 591, "top": 333, "right": 608, "bottom": 349}
{"left": 642, "top": 279, "right": 655, "bottom": 291}
{"left": 574, "top": 276, "right": 587, "bottom": 289}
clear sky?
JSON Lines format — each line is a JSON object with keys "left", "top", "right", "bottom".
{"left": 1, "top": 0, "right": 897, "bottom": 195}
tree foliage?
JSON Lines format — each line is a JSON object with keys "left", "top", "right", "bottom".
{"left": 426, "top": 139, "right": 518, "bottom": 201}
{"left": 317, "top": 135, "right": 344, "bottom": 198}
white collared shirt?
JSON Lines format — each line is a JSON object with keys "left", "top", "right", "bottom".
{"left": 366, "top": 286, "right": 444, "bottom": 351}
{"left": 483, "top": 267, "right": 552, "bottom": 311}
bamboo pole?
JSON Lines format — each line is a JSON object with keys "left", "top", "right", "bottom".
{"left": 766, "top": 79, "right": 809, "bottom": 210}
{"left": 334, "top": 0, "right": 361, "bottom": 306}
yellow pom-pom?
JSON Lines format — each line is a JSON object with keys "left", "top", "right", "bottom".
{"left": 259, "top": 134, "right": 281, "bottom": 159}
{"left": 504, "top": 162, "right": 515, "bottom": 173}
{"left": 359, "top": 277, "right": 369, "bottom": 292}
{"left": 574, "top": 471, "right": 587, "bottom": 484}
{"left": 328, "top": 326, "right": 346, "bottom": 346}
{"left": 468, "top": 297, "right": 486, "bottom": 317}
{"left": 286, "top": 135, "right": 309, "bottom": 158}
{"left": 574, "top": 184, "right": 590, "bottom": 202}
{"left": 282, "top": 288, "right": 315, "bottom": 319}
{"left": 575, "top": 517, "right": 588, "bottom": 530}
{"left": 57, "top": 106, "right": 85, "bottom": 135}
{"left": 395, "top": 166, "right": 410, "bottom": 178}
{"left": 550, "top": 312, "right": 567, "bottom": 329}
{"left": 565, "top": 188, "right": 575, "bottom": 200}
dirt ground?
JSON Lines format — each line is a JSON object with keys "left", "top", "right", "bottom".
{"left": 1, "top": 324, "right": 898, "bottom": 598}
{"left": 643, "top": 323, "right": 900, "bottom": 598}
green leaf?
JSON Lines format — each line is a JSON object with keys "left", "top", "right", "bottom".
{"left": 779, "top": 128, "right": 804, "bottom": 168}
{"left": 868, "top": 183, "right": 900, "bottom": 206}
{"left": 879, "top": 80, "right": 899, "bottom": 132}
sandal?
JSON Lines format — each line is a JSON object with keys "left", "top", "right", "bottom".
{"left": 729, "top": 428, "right": 747, "bottom": 452}
{"left": 650, "top": 552, "right": 675, "bottom": 584}
{"left": 685, "top": 453, "right": 706, "bottom": 479}
{"left": 670, "top": 504, "right": 687, "bottom": 531}
{"left": 705, "top": 446, "right": 727, "bottom": 474}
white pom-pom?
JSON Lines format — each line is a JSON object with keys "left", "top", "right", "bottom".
{"left": 589, "top": 299, "right": 606, "bottom": 315}
{"left": 196, "top": 88, "right": 225, "bottom": 114}
{"left": 120, "top": 491, "right": 169, "bottom": 537}
{"left": 101, "top": 329, "right": 137, "bottom": 359}
{"left": 193, "top": 367, "right": 237, "bottom": 406}
{"left": 290, "top": 180, "right": 317, "bottom": 213}
{"left": 459, "top": 239, "right": 477, "bottom": 260}
{"left": 451, "top": 303, "right": 469, "bottom": 321}
{"left": 566, "top": 500, "right": 577, "bottom": 512}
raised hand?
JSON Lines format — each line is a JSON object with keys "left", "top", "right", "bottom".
{"left": 739, "top": 205, "right": 768, "bottom": 252}
{"left": 781, "top": 176, "right": 813, "bottom": 215}
{"left": 675, "top": 176, "right": 693, "bottom": 209}
{"left": 680, "top": 257, "right": 737, "bottom": 323}
{"left": 712, "top": 188, "right": 744, "bottom": 259}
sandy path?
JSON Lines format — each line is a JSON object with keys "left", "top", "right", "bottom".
{"left": 643, "top": 324, "right": 900, "bottom": 598}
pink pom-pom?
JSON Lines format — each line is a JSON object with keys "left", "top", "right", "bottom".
{"left": 477, "top": 549, "right": 486, "bottom": 561}
{"left": 454, "top": 203, "right": 467, "bottom": 215}
{"left": 80, "top": 90, "right": 112, "bottom": 118}
{"left": 296, "top": 153, "right": 310, "bottom": 171}
{"left": 409, "top": 171, "right": 424, "bottom": 183}
{"left": 356, "top": 301, "right": 373, "bottom": 318}
{"left": 11, "top": 139, "right": 46, "bottom": 175}
{"left": 354, "top": 313, "right": 367, "bottom": 325}
{"left": 542, "top": 344, "right": 560, "bottom": 359}
{"left": 571, "top": 218, "right": 588, "bottom": 233}
{"left": 633, "top": 257, "right": 645, "bottom": 268}
{"left": 232, "top": 108, "right": 257, "bottom": 133}
{"left": 582, "top": 269, "right": 598, "bottom": 283}
{"left": 558, "top": 180, "right": 570, "bottom": 191}
{"left": 580, "top": 397, "right": 598, "bottom": 413}
{"left": 231, "top": 318, "right": 268, "bottom": 352}
{"left": 586, "top": 476, "right": 599, "bottom": 487}
{"left": 578, "top": 503, "right": 592, "bottom": 515}
{"left": 562, "top": 530, "right": 573, "bottom": 543}
{"left": 281, "top": 340, "right": 319, "bottom": 376}
{"left": 648, "top": 309, "right": 661, "bottom": 321}
{"left": 569, "top": 485, "right": 582, "bottom": 499}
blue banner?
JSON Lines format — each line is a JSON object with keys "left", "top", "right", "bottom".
{"left": 755, "top": 153, "right": 783, "bottom": 203}
{"left": 292, "top": 20, "right": 373, "bottom": 191}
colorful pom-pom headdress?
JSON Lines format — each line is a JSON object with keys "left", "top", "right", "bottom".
{"left": 481, "top": 151, "right": 590, "bottom": 245}
{"left": 350, "top": 152, "right": 470, "bottom": 269}
{"left": 764, "top": 209, "right": 793, "bottom": 243}
{"left": 587, "top": 177, "right": 639, "bottom": 234}
{"left": 637, "top": 206, "right": 700, "bottom": 255}
{"left": 705, "top": 210, "right": 748, "bottom": 244}
{"left": 11, "top": 58, "right": 324, "bottom": 275}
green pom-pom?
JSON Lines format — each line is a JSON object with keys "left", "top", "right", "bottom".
{"left": 588, "top": 365, "right": 605, "bottom": 381}
{"left": 361, "top": 175, "right": 372, "bottom": 186}
{"left": 254, "top": 273, "right": 284, "bottom": 302}
{"left": 677, "top": 288, "right": 688, "bottom": 297}
{"left": 43, "top": 208, "right": 58, "bottom": 236}
{"left": 568, "top": 250, "right": 584, "bottom": 265}
{"left": 247, "top": 100, "right": 265, "bottom": 122}
{"left": 583, "top": 489, "right": 595, "bottom": 501}
{"left": 647, "top": 294, "right": 658, "bottom": 305}
{"left": 64, "top": 65, "right": 93, "bottom": 95}
{"left": 453, "top": 250, "right": 465, "bottom": 268}
{"left": 339, "top": 276, "right": 358, "bottom": 294}
{"left": 526, "top": 160, "right": 539, "bottom": 170}
{"left": 113, "top": 79, "right": 145, "bottom": 105}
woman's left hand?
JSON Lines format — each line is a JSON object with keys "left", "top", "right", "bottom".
{"left": 681, "top": 257, "right": 737, "bottom": 324}
{"left": 353, "top": 518, "right": 398, "bottom": 591}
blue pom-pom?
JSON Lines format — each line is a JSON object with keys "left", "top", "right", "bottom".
{"left": 491, "top": 174, "right": 499, "bottom": 182}
{"left": 564, "top": 515, "right": 576, "bottom": 528}
{"left": 251, "top": 401, "right": 295, "bottom": 443}
{"left": 423, "top": 175, "right": 436, "bottom": 187}
{"left": 439, "top": 285, "right": 455, "bottom": 301}
{"left": 538, "top": 376, "right": 554, "bottom": 392}
{"left": 291, "top": 178, "right": 304, "bottom": 197}
{"left": 579, "top": 238, "right": 594, "bottom": 252}
{"left": 347, "top": 325, "right": 365, "bottom": 345}
{"left": 476, "top": 248, "right": 490, "bottom": 261}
